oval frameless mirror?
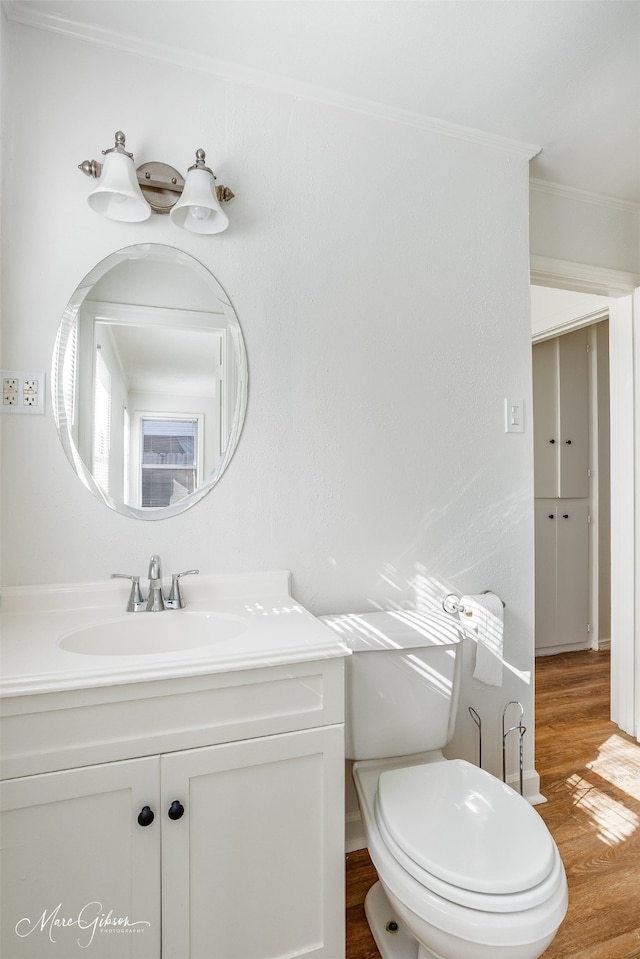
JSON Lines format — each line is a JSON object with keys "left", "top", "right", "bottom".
{"left": 52, "top": 244, "right": 247, "bottom": 520}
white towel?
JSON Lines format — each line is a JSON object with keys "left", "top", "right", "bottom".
{"left": 460, "top": 592, "right": 504, "bottom": 687}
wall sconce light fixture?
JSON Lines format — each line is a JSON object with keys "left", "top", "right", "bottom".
{"left": 78, "top": 131, "right": 234, "bottom": 234}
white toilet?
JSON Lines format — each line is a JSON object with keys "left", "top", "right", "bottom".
{"left": 323, "top": 610, "right": 568, "bottom": 959}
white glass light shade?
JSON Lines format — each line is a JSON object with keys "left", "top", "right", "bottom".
{"left": 170, "top": 168, "right": 229, "bottom": 234}
{"left": 87, "top": 151, "right": 151, "bottom": 222}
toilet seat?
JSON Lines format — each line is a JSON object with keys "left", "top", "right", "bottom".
{"left": 375, "top": 759, "right": 560, "bottom": 913}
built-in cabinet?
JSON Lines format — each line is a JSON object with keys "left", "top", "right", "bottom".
{"left": 1, "top": 660, "right": 345, "bottom": 959}
{"left": 533, "top": 327, "right": 590, "bottom": 652}
{"left": 533, "top": 329, "right": 589, "bottom": 500}
{"left": 534, "top": 500, "right": 589, "bottom": 651}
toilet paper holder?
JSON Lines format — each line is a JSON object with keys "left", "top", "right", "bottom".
{"left": 468, "top": 706, "right": 482, "bottom": 768}
{"left": 503, "top": 701, "right": 526, "bottom": 795}
{"left": 467, "top": 702, "right": 526, "bottom": 795}
{"left": 442, "top": 591, "right": 506, "bottom": 616}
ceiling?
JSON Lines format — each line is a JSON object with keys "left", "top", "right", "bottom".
{"left": 5, "top": 0, "right": 640, "bottom": 204}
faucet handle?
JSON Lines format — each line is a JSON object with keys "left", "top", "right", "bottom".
{"left": 165, "top": 569, "right": 199, "bottom": 610}
{"left": 111, "top": 574, "right": 146, "bottom": 613}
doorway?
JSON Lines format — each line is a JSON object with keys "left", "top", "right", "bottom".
{"left": 531, "top": 288, "right": 611, "bottom": 656}
{"left": 530, "top": 281, "right": 639, "bottom": 742}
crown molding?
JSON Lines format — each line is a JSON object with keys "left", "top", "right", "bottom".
{"left": 530, "top": 255, "right": 640, "bottom": 298}
{"left": 4, "top": 1, "right": 540, "bottom": 160}
{"left": 530, "top": 178, "right": 640, "bottom": 214}
{"left": 531, "top": 307, "right": 609, "bottom": 344}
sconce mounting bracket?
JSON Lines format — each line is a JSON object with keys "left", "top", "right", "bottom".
{"left": 136, "top": 162, "right": 185, "bottom": 215}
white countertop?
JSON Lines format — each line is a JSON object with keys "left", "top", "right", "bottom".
{"left": 0, "top": 571, "right": 349, "bottom": 697}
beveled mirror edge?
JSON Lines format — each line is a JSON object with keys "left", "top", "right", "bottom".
{"left": 51, "top": 243, "right": 248, "bottom": 521}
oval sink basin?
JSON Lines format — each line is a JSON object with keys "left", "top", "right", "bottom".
{"left": 58, "top": 611, "right": 248, "bottom": 656}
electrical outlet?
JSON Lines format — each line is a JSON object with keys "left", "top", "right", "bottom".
{"left": 0, "top": 371, "right": 46, "bottom": 415}
{"left": 3, "top": 377, "right": 19, "bottom": 406}
{"left": 23, "top": 379, "right": 38, "bottom": 407}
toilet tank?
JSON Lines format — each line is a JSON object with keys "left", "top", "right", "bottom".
{"left": 322, "top": 610, "right": 463, "bottom": 761}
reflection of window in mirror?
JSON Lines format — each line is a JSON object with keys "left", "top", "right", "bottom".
{"left": 61, "top": 320, "right": 78, "bottom": 429}
{"left": 93, "top": 349, "right": 111, "bottom": 493}
{"left": 123, "top": 407, "right": 130, "bottom": 504}
{"left": 135, "top": 415, "right": 203, "bottom": 508}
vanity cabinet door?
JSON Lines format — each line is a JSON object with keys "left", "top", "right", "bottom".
{"left": 160, "top": 724, "right": 345, "bottom": 959}
{"left": 0, "top": 757, "right": 161, "bottom": 959}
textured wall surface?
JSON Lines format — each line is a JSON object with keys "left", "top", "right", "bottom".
{"left": 1, "top": 20, "right": 536, "bottom": 782}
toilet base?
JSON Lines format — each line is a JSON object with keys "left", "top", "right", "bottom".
{"left": 365, "top": 881, "right": 441, "bottom": 959}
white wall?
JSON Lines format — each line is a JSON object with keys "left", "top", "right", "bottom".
{"left": 1, "top": 21, "right": 537, "bottom": 786}
{"left": 530, "top": 183, "right": 640, "bottom": 276}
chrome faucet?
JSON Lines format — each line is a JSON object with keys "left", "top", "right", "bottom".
{"left": 146, "top": 554, "right": 166, "bottom": 612}
{"left": 112, "top": 557, "right": 199, "bottom": 612}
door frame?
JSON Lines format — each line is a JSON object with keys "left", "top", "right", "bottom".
{"left": 530, "top": 257, "right": 639, "bottom": 741}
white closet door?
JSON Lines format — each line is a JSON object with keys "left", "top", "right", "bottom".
{"left": 556, "top": 500, "right": 590, "bottom": 646}
{"left": 535, "top": 501, "right": 559, "bottom": 650}
{"left": 558, "top": 328, "right": 589, "bottom": 497}
{"left": 533, "top": 338, "right": 558, "bottom": 498}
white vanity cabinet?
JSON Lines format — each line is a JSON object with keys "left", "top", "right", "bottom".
{"left": 0, "top": 658, "right": 346, "bottom": 959}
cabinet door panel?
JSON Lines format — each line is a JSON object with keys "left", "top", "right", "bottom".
{"left": 1, "top": 758, "right": 161, "bottom": 959}
{"left": 535, "top": 501, "right": 558, "bottom": 650}
{"left": 558, "top": 328, "right": 589, "bottom": 497}
{"left": 533, "top": 338, "right": 559, "bottom": 498}
{"left": 161, "top": 726, "right": 344, "bottom": 959}
{"left": 556, "top": 500, "right": 590, "bottom": 646}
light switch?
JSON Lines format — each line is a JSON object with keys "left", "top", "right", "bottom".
{"left": 504, "top": 397, "right": 524, "bottom": 433}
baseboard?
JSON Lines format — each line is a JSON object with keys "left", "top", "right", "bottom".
{"left": 593, "top": 636, "right": 611, "bottom": 651}
{"left": 505, "top": 768, "right": 546, "bottom": 805}
{"left": 535, "top": 641, "right": 591, "bottom": 657}
{"left": 346, "top": 811, "right": 366, "bottom": 853}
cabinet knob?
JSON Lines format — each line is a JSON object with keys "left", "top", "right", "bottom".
{"left": 168, "top": 800, "right": 185, "bottom": 820}
{"left": 562, "top": 513, "right": 569, "bottom": 519}
{"left": 548, "top": 514, "right": 555, "bottom": 519}
{"left": 137, "top": 806, "right": 155, "bottom": 827}
{"left": 565, "top": 439, "right": 572, "bottom": 445}
{"left": 549, "top": 439, "right": 556, "bottom": 444}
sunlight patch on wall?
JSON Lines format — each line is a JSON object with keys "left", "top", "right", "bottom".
{"left": 370, "top": 563, "right": 453, "bottom": 613}
{"left": 567, "top": 773, "right": 639, "bottom": 846}
{"left": 370, "top": 562, "right": 532, "bottom": 685}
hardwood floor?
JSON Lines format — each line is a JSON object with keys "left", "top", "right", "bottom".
{"left": 345, "top": 649, "right": 640, "bottom": 959}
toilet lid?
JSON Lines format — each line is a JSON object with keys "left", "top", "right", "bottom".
{"left": 376, "top": 760, "right": 556, "bottom": 897}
